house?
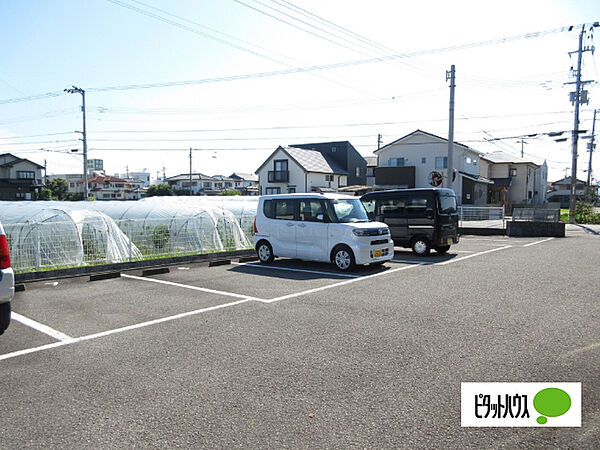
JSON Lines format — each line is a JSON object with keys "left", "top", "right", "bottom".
{"left": 289, "top": 141, "right": 367, "bottom": 186}
{"left": 116, "top": 171, "right": 151, "bottom": 188}
{"left": 373, "top": 130, "right": 491, "bottom": 205}
{"left": 165, "top": 173, "right": 246, "bottom": 195}
{"left": 47, "top": 173, "right": 85, "bottom": 197}
{"left": 365, "top": 156, "right": 377, "bottom": 187}
{"left": 88, "top": 175, "right": 139, "bottom": 200}
{"left": 481, "top": 151, "right": 547, "bottom": 209}
{"left": 166, "top": 173, "right": 215, "bottom": 195}
{"left": 0, "top": 153, "right": 45, "bottom": 200}
{"left": 229, "top": 173, "right": 259, "bottom": 195}
{"left": 546, "top": 176, "right": 589, "bottom": 208}
{"left": 255, "top": 145, "right": 349, "bottom": 194}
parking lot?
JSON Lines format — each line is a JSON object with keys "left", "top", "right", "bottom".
{"left": 1, "top": 232, "right": 599, "bottom": 448}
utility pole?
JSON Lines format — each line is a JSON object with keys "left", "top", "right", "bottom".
{"left": 189, "top": 147, "right": 193, "bottom": 196}
{"left": 517, "top": 138, "right": 528, "bottom": 158}
{"left": 587, "top": 109, "right": 597, "bottom": 194}
{"left": 377, "top": 133, "right": 382, "bottom": 150}
{"left": 44, "top": 159, "right": 47, "bottom": 186}
{"left": 567, "top": 23, "right": 598, "bottom": 222}
{"left": 64, "top": 86, "right": 89, "bottom": 200}
{"left": 446, "top": 65, "right": 456, "bottom": 191}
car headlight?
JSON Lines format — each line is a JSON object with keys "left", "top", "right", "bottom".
{"left": 352, "top": 228, "right": 389, "bottom": 236}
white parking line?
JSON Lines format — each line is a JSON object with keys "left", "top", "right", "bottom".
{"left": 11, "top": 312, "right": 72, "bottom": 342}
{"left": 0, "top": 298, "right": 252, "bottom": 362}
{"left": 231, "top": 261, "right": 360, "bottom": 278}
{"left": 266, "top": 245, "right": 513, "bottom": 303}
{"left": 436, "top": 246, "right": 511, "bottom": 265}
{"left": 523, "top": 237, "right": 554, "bottom": 247}
{"left": 121, "top": 274, "right": 262, "bottom": 301}
{"left": 264, "top": 263, "right": 426, "bottom": 303}
{"left": 2, "top": 245, "right": 513, "bottom": 361}
{"left": 562, "top": 342, "right": 600, "bottom": 358}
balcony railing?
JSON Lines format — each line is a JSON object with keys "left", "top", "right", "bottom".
{"left": 268, "top": 170, "right": 289, "bottom": 182}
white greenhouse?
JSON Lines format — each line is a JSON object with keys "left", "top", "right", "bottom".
{"left": 0, "top": 198, "right": 255, "bottom": 273}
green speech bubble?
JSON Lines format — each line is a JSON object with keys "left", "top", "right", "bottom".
{"left": 533, "top": 388, "right": 571, "bottom": 424}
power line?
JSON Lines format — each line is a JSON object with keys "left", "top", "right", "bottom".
{"left": 84, "top": 25, "right": 583, "bottom": 92}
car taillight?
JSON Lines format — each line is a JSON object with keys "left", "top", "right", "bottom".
{"left": 253, "top": 216, "right": 258, "bottom": 234}
{"left": 0, "top": 235, "right": 10, "bottom": 269}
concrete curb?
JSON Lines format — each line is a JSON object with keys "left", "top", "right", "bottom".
{"left": 15, "top": 249, "right": 255, "bottom": 283}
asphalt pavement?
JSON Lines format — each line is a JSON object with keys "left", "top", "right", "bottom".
{"left": 0, "top": 233, "right": 598, "bottom": 448}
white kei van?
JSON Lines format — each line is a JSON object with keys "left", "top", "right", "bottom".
{"left": 253, "top": 193, "right": 394, "bottom": 271}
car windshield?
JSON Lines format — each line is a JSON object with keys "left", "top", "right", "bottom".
{"left": 327, "top": 199, "right": 370, "bottom": 223}
{"left": 438, "top": 194, "right": 457, "bottom": 214}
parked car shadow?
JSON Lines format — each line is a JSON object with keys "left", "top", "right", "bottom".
{"left": 228, "top": 258, "right": 391, "bottom": 280}
{"left": 392, "top": 249, "right": 458, "bottom": 264}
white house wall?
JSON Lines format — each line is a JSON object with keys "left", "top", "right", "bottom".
{"left": 376, "top": 134, "right": 483, "bottom": 201}
{"left": 257, "top": 148, "right": 306, "bottom": 193}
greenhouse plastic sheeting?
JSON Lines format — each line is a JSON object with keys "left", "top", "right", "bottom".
{"left": 0, "top": 202, "right": 141, "bottom": 270}
{"left": 142, "top": 196, "right": 258, "bottom": 238}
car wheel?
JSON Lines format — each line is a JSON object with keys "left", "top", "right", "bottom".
{"left": 411, "top": 237, "right": 431, "bottom": 256}
{"left": 0, "top": 302, "right": 10, "bottom": 336}
{"left": 435, "top": 245, "right": 450, "bottom": 254}
{"left": 333, "top": 245, "right": 355, "bottom": 271}
{"left": 256, "top": 240, "right": 274, "bottom": 264}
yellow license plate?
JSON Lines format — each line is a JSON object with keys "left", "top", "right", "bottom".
{"left": 373, "top": 249, "right": 382, "bottom": 257}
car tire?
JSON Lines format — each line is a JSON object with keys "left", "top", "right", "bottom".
{"left": 435, "top": 245, "right": 450, "bottom": 254}
{"left": 411, "top": 237, "right": 431, "bottom": 256}
{"left": 256, "top": 240, "right": 274, "bottom": 264}
{"left": 332, "top": 245, "right": 355, "bottom": 271}
{"left": 0, "top": 302, "right": 10, "bottom": 336}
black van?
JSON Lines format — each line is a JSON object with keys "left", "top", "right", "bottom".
{"left": 360, "top": 188, "right": 459, "bottom": 255}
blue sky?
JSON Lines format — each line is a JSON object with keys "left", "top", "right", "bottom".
{"left": 1, "top": 0, "right": 599, "bottom": 182}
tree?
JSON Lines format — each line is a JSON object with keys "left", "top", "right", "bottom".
{"left": 39, "top": 178, "right": 69, "bottom": 200}
{"left": 146, "top": 183, "right": 172, "bottom": 197}
{"left": 220, "top": 189, "right": 241, "bottom": 196}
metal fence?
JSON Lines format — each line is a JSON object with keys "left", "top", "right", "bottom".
{"left": 458, "top": 206, "right": 505, "bottom": 229}
{"left": 5, "top": 214, "right": 256, "bottom": 273}
{"left": 512, "top": 208, "right": 560, "bottom": 223}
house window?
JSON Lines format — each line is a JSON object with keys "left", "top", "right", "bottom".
{"left": 331, "top": 147, "right": 336, "bottom": 153}
{"left": 509, "top": 167, "right": 517, "bottom": 177}
{"left": 265, "top": 187, "right": 281, "bottom": 195}
{"left": 17, "top": 170, "right": 35, "bottom": 180}
{"left": 69, "top": 182, "right": 75, "bottom": 188}
{"left": 421, "top": 157, "right": 426, "bottom": 164}
{"left": 465, "top": 156, "right": 472, "bottom": 164}
{"left": 203, "top": 182, "right": 211, "bottom": 188}
{"left": 389, "top": 157, "right": 404, "bottom": 167}
{"left": 274, "top": 160, "right": 288, "bottom": 172}
{"left": 435, "top": 157, "right": 448, "bottom": 169}
{"left": 325, "top": 174, "right": 334, "bottom": 182}
{"left": 15, "top": 192, "right": 27, "bottom": 199}
{"left": 355, "top": 167, "right": 361, "bottom": 177}
{"left": 288, "top": 187, "right": 296, "bottom": 193}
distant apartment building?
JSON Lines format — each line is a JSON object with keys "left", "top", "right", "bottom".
{"left": 87, "top": 158, "right": 104, "bottom": 175}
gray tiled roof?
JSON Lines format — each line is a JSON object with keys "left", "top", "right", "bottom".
{"left": 285, "top": 147, "right": 349, "bottom": 175}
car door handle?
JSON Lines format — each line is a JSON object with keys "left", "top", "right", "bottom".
{"left": 286, "top": 222, "right": 295, "bottom": 227}
{"left": 297, "top": 223, "right": 306, "bottom": 228}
